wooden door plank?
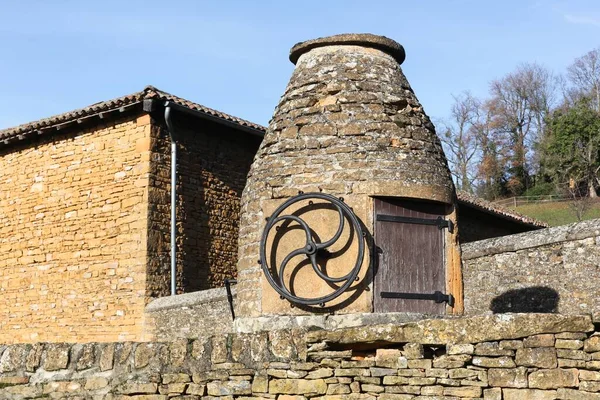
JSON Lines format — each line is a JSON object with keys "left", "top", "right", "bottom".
{"left": 374, "top": 197, "right": 446, "bottom": 314}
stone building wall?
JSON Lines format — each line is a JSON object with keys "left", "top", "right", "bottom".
{"left": 0, "top": 115, "right": 153, "bottom": 344}
{"left": 2, "top": 313, "right": 600, "bottom": 399}
{"left": 462, "top": 219, "right": 600, "bottom": 316}
{"left": 146, "top": 114, "right": 261, "bottom": 298}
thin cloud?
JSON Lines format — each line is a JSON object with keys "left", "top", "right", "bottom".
{"left": 564, "top": 14, "right": 600, "bottom": 27}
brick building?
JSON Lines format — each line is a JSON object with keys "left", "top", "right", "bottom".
{"left": 0, "top": 86, "right": 263, "bottom": 343}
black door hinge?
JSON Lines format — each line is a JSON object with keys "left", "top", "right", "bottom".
{"left": 380, "top": 290, "right": 455, "bottom": 307}
{"left": 376, "top": 215, "right": 454, "bottom": 233}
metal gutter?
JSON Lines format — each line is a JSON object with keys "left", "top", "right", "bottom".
{"left": 160, "top": 100, "right": 263, "bottom": 296}
{"left": 163, "top": 104, "right": 178, "bottom": 296}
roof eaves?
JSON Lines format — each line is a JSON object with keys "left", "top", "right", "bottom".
{"left": 0, "top": 86, "right": 266, "bottom": 148}
{"left": 456, "top": 191, "right": 548, "bottom": 229}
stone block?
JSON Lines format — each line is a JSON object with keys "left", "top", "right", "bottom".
{"left": 268, "top": 378, "right": 327, "bottom": 395}
{"left": 407, "top": 359, "right": 432, "bottom": 369}
{"left": 0, "top": 345, "right": 28, "bottom": 373}
{"left": 186, "top": 383, "right": 206, "bottom": 395}
{"left": 580, "top": 380, "right": 600, "bottom": 392}
{"left": 433, "top": 354, "right": 471, "bottom": 368}
{"left": 524, "top": 334, "right": 555, "bottom": 348}
{"left": 369, "top": 367, "right": 397, "bottom": 377}
{"left": 375, "top": 349, "right": 407, "bottom": 368}
{"left": 135, "top": 343, "right": 155, "bottom": 368}
{"left": 118, "top": 382, "right": 158, "bottom": 394}
{"left": 585, "top": 336, "right": 600, "bottom": 353}
{"left": 528, "top": 368, "right": 579, "bottom": 389}
{"left": 488, "top": 367, "right": 528, "bottom": 388}
{"left": 447, "top": 343, "right": 475, "bottom": 355}
{"left": 503, "top": 388, "right": 557, "bottom": 399}
{"left": 516, "top": 347, "right": 557, "bottom": 368}
{"left": 206, "top": 380, "right": 251, "bottom": 396}
{"left": 99, "top": 343, "right": 115, "bottom": 371}
{"left": 307, "top": 368, "right": 333, "bottom": 379}
{"left": 443, "top": 386, "right": 482, "bottom": 397}
{"left": 326, "top": 383, "right": 351, "bottom": 394}
{"left": 84, "top": 377, "right": 109, "bottom": 391}
{"left": 557, "top": 388, "right": 600, "bottom": 399}
{"left": 556, "top": 339, "right": 584, "bottom": 350}
{"left": 76, "top": 343, "right": 96, "bottom": 370}
{"left": 472, "top": 356, "right": 516, "bottom": 368}
{"left": 44, "top": 343, "right": 70, "bottom": 371}
{"left": 25, "top": 344, "right": 43, "bottom": 372}
{"left": 484, "top": 387, "right": 502, "bottom": 399}
{"left": 251, "top": 374, "right": 268, "bottom": 393}
{"left": 403, "top": 343, "right": 424, "bottom": 359}
{"left": 475, "top": 341, "right": 514, "bottom": 356}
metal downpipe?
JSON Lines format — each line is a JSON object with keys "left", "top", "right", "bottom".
{"left": 164, "top": 103, "right": 177, "bottom": 296}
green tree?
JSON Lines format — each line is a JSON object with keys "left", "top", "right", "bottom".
{"left": 546, "top": 98, "right": 600, "bottom": 198}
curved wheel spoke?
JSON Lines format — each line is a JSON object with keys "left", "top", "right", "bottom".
{"left": 274, "top": 214, "right": 313, "bottom": 244}
{"left": 317, "top": 204, "right": 345, "bottom": 249}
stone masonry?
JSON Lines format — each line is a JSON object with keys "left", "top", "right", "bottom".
{"left": 0, "top": 101, "right": 261, "bottom": 344}
{"left": 146, "top": 114, "right": 260, "bottom": 297}
{"left": 2, "top": 313, "right": 600, "bottom": 399}
{"left": 0, "top": 115, "right": 152, "bottom": 344}
{"left": 462, "top": 218, "right": 600, "bottom": 316}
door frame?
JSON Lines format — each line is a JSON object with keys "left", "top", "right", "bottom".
{"left": 370, "top": 196, "right": 463, "bottom": 314}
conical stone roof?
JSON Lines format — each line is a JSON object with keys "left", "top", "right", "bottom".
{"left": 236, "top": 34, "right": 456, "bottom": 317}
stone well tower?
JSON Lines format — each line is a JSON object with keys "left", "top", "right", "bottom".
{"left": 236, "top": 34, "right": 462, "bottom": 319}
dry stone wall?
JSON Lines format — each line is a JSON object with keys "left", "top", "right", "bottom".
{"left": 1, "top": 314, "right": 600, "bottom": 399}
{"left": 0, "top": 114, "right": 153, "bottom": 344}
{"left": 462, "top": 219, "right": 600, "bottom": 316}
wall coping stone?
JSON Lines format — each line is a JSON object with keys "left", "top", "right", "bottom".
{"left": 306, "top": 313, "right": 594, "bottom": 346}
{"left": 461, "top": 218, "right": 600, "bottom": 260}
{"left": 234, "top": 312, "right": 437, "bottom": 333}
{"left": 145, "top": 286, "right": 236, "bottom": 313}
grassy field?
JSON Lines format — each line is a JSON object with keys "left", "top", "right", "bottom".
{"left": 514, "top": 200, "right": 600, "bottom": 227}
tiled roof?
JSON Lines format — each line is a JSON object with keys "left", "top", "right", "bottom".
{"left": 0, "top": 86, "right": 265, "bottom": 147}
{"left": 456, "top": 190, "right": 548, "bottom": 228}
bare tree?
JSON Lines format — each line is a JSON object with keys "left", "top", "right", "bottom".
{"left": 439, "top": 92, "right": 481, "bottom": 193}
{"left": 472, "top": 100, "right": 508, "bottom": 200}
{"left": 568, "top": 47, "right": 600, "bottom": 112}
{"left": 488, "top": 63, "right": 556, "bottom": 195}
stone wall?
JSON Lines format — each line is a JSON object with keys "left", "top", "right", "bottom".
{"left": 0, "top": 114, "right": 153, "bottom": 344}
{"left": 146, "top": 114, "right": 261, "bottom": 297}
{"left": 0, "top": 108, "right": 261, "bottom": 343}
{"left": 144, "top": 286, "right": 236, "bottom": 341}
{"left": 462, "top": 219, "right": 600, "bottom": 316}
{"left": 2, "top": 313, "right": 600, "bottom": 399}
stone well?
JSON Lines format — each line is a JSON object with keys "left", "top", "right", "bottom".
{"left": 236, "top": 34, "right": 462, "bottom": 319}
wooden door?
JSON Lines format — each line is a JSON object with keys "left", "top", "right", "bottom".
{"left": 374, "top": 197, "right": 447, "bottom": 314}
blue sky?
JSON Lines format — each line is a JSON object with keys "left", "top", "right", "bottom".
{"left": 1, "top": 0, "right": 600, "bottom": 129}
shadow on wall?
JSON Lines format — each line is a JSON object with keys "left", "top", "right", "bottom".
{"left": 490, "top": 286, "right": 559, "bottom": 313}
